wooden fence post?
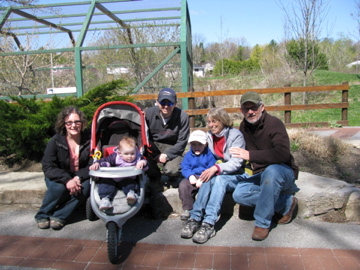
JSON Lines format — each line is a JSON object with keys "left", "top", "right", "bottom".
{"left": 284, "top": 84, "right": 291, "bottom": 124}
{"left": 188, "top": 87, "right": 195, "bottom": 128}
{"left": 342, "top": 82, "right": 349, "bottom": 121}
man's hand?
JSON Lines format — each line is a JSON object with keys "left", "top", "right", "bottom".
{"left": 158, "top": 153, "right": 168, "bottom": 164}
{"left": 229, "top": 147, "right": 250, "bottom": 160}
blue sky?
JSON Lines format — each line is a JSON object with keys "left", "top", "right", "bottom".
{"left": 187, "top": 0, "right": 357, "bottom": 46}
{"left": 30, "top": 0, "right": 358, "bottom": 48}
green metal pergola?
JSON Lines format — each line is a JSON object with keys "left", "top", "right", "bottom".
{"left": 0, "top": 0, "right": 193, "bottom": 109}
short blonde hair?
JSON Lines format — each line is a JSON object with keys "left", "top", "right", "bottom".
{"left": 119, "top": 136, "right": 136, "bottom": 150}
{"left": 206, "top": 107, "right": 233, "bottom": 128}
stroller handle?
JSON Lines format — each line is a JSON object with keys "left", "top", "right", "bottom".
{"left": 89, "top": 166, "right": 143, "bottom": 178}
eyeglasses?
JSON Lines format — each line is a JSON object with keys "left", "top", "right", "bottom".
{"left": 241, "top": 104, "right": 261, "bottom": 112}
{"left": 65, "top": 120, "right": 82, "bottom": 126}
{"left": 206, "top": 119, "right": 219, "bottom": 125}
{"left": 159, "top": 100, "right": 174, "bottom": 107}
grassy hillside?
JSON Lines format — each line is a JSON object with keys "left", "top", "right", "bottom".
{"left": 194, "top": 70, "right": 360, "bottom": 126}
{"left": 297, "top": 70, "right": 360, "bottom": 126}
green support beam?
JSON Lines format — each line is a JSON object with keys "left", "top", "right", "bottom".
{"left": 0, "top": 0, "right": 193, "bottom": 101}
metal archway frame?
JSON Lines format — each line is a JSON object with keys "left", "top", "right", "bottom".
{"left": 0, "top": 0, "right": 193, "bottom": 109}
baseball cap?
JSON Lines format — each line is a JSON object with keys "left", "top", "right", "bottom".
{"left": 240, "top": 91, "right": 262, "bottom": 105}
{"left": 188, "top": 130, "right": 207, "bottom": 145}
{"left": 158, "top": 88, "right": 177, "bottom": 104}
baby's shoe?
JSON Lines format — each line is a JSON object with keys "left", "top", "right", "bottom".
{"left": 126, "top": 190, "right": 138, "bottom": 205}
{"left": 99, "top": 197, "right": 112, "bottom": 211}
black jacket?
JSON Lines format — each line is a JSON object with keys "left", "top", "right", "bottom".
{"left": 240, "top": 111, "right": 299, "bottom": 179}
{"left": 145, "top": 106, "right": 190, "bottom": 160}
{"left": 41, "top": 131, "right": 92, "bottom": 184}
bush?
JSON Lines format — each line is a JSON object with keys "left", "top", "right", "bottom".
{"left": 0, "top": 79, "right": 131, "bottom": 166}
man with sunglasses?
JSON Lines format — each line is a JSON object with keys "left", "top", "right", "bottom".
{"left": 229, "top": 91, "right": 299, "bottom": 241}
{"left": 145, "top": 88, "right": 190, "bottom": 216}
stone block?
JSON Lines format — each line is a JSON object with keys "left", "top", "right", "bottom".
{"left": 345, "top": 191, "right": 360, "bottom": 222}
{"left": 296, "top": 172, "right": 358, "bottom": 218}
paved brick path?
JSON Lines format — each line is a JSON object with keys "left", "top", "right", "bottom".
{"left": 0, "top": 235, "right": 359, "bottom": 269}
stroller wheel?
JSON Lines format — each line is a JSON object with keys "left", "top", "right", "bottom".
{"left": 86, "top": 197, "right": 99, "bottom": 221}
{"left": 107, "top": 222, "right": 120, "bottom": 264}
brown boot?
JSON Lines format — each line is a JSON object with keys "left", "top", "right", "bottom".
{"left": 252, "top": 226, "right": 269, "bottom": 241}
{"left": 278, "top": 197, "right": 298, "bottom": 224}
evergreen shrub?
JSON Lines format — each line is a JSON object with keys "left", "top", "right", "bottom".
{"left": 0, "top": 79, "right": 131, "bottom": 166}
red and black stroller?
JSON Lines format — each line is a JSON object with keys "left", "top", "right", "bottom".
{"left": 87, "top": 101, "right": 149, "bottom": 264}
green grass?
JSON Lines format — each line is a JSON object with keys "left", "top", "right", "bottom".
{"left": 194, "top": 70, "right": 360, "bottom": 126}
{"left": 291, "top": 70, "right": 360, "bottom": 126}
{"left": 313, "top": 70, "right": 360, "bottom": 85}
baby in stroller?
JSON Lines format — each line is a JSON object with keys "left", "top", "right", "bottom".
{"left": 89, "top": 136, "right": 148, "bottom": 210}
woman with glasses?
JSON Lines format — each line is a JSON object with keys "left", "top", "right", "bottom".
{"left": 181, "top": 107, "right": 246, "bottom": 244}
{"left": 145, "top": 88, "right": 190, "bottom": 217}
{"left": 35, "top": 106, "right": 91, "bottom": 230}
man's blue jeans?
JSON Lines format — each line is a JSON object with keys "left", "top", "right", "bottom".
{"left": 190, "top": 173, "right": 247, "bottom": 226}
{"left": 232, "top": 164, "right": 298, "bottom": 229}
{"left": 35, "top": 177, "right": 90, "bottom": 223}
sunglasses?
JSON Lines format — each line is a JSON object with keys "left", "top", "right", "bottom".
{"left": 241, "top": 104, "right": 261, "bottom": 112}
{"left": 65, "top": 120, "right": 82, "bottom": 126}
{"left": 159, "top": 100, "right": 174, "bottom": 107}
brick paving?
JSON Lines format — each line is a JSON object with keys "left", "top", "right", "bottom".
{"left": 0, "top": 235, "right": 359, "bottom": 269}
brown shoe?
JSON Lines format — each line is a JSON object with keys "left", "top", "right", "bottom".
{"left": 252, "top": 226, "right": 269, "bottom": 241}
{"left": 50, "top": 220, "right": 64, "bottom": 230}
{"left": 278, "top": 197, "right": 298, "bottom": 224}
{"left": 37, "top": 220, "right": 50, "bottom": 229}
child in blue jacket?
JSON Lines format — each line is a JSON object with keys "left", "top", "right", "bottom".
{"left": 178, "top": 130, "right": 217, "bottom": 220}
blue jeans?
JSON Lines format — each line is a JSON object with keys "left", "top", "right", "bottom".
{"left": 190, "top": 173, "right": 247, "bottom": 225}
{"left": 34, "top": 177, "right": 90, "bottom": 223}
{"left": 232, "top": 164, "right": 299, "bottom": 229}
{"left": 98, "top": 177, "right": 138, "bottom": 200}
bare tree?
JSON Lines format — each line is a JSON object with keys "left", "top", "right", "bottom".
{"left": 216, "top": 15, "right": 228, "bottom": 76}
{"left": 279, "top": 0, "right": 330, "bottom": 87}
{"left": 192, "top": 33, "right": 206, "bottom": 64}
{"left": 87, "top": 22, "right": 181, "bottom": 94}
{"left": 1, "top": 0, "right": 38, "bottom": 7}
{"left": 351, "top": 0, "right": 360, "bottom": 73}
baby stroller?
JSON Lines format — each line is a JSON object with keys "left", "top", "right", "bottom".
{"left": 87, "top": 101, "right": 149, "bottom": 264}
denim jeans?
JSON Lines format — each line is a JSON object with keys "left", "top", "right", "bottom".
{"left": 190, "top": 173, "right": 247, "bottom": 225}
{"left": 232, "top": 164, "right": 298, "bottom": 229}
{"left": 34, "top": 177, "right": 90, "bottom": 223}
{"left": 98, "top": 177, "right": 138, "bottom": 200}
{"left": 146, "top": 142, "right": 183, "bottom": 179}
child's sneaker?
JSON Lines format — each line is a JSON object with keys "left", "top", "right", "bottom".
{"left": 99, "top": 197, "right": 112, "bottom": 211}
{"left": 126, "top": 190, "right": 138, "bottom": 205}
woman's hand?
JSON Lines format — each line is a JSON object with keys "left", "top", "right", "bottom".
{"left": 66, "top": 177, "right": 82, "bottom": 195}
{"left": 199, "top": 166, "right": 218, "bottom": 183}
{"left": 229, "top": 147, "right": 250, "bottom": 160}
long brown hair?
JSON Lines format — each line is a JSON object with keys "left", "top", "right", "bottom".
{"left": 55, "top": 106, "right": 87, "bottom": 135}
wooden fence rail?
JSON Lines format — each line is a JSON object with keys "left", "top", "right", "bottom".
{"left": 133, "top": 82, "right": 350, "bottom": 128}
